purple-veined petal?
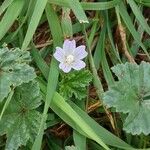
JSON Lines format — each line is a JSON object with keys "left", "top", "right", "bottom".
{"left": 53, "top": 47, "right": 65, "bottom": 62}
{"left": 74, "top": 45, "right": 88, "bottom": 59}
{"left": 59, "top": 62, "right": 72, "bottom": 73}
{"left": 63, "top": 39, "right": 76, "bottom": 55}
{"left": 72, "top": 60, "right": 86, "bottom": 70}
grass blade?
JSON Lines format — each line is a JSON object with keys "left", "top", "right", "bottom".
{"left": 0, "top": 0, "right": 24, "bottom": 40}
{"left": 119, "top": 2, "right": 150, "bottom": 59}
{"left": 51, "top": 93, "right": 110, "bottom": 150}
{"left": 31, "top": 3, "right": 63, "bottom": 150}
{"left": 48, "top": 0, "right": 121, "bottom": 10}
{"left": 73, "top": 131, "right": 86, "bottom": 150}
{"left": 66, "top": 0, "right": 88, "bottom": 23}
{"left": 31, "top": 45, "right": 49, "bottom": 80}
{"left": 0, "top": 0, "right": 14, "bottom": 15}
{"left": 21, "top": 0, "right": 48, "bottom": 50}
{"left": 50, "top": 92, "right": 135, "bottom": 150}
{"left": 127, "top": 0, "right": 150, "bottom": 35}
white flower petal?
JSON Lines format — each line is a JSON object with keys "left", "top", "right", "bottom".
{"left": 53, "top": 47, "right": 65, "bottom": 62}
{"left": 74, "top": 45, "right": 88, "bottom": 59}
{"left": 72, "top": 60, "right": 86, "bottom": 70}
{"left": 63, "top": 39, "right": 76, "bottom": 54}
{"left": 59, "top": 63, "right": 71, "bottom": 73}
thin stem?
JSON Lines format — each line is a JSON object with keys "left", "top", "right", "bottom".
{"left": 82, "top": 24, "right": 116, "bottom": 132}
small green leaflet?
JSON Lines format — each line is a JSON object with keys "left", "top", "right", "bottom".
{"left": 0, "top": 47, "right": 36, "bottom": 102}
{"left": 59, "top": 70, "right": 92, "bottom": 100}
{"left": 0, "top": 81, "right": 42, "bottom": 150}
{"left": 103, "top": 62, "right": 150, "bottom": 135}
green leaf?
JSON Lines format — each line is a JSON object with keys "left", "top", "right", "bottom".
{"left": 48, "top": 0, "right": 121, "bottom": 11}
{"left": 73, "top": 130, "right": 86, "bottom": 150}
{"left": 21, "top": 0, "right": 48, "bottom": 50}
{"left": 127, "top": 0, "right": 150, "bottom": 35}
{"left": 0, "top": 0, "right": 24, "bottom": 40}
{"left": 0, "top": 47, "right": 36, "bottom": 102}
{"left": 38, "top": 79, "right": 134, "bottom": 150}
{"left": 66, "top": 0, "right": 88, "bottom": 23}
{"left": 118, "top": 2, "right": 150, "bottom": 59}
{"left": 0, "top": 0, "right": 14, "bottom": 16}
{"left": 0, "top": 81, "right": 42, "bottom": 150}
{"left": 31, "top": 4, "right": 63, "bottom": 150}
{"left": 103, "top": 62, "right": 150, "bottom": 135}
{"left": 59, "top": 70, "right": 92, "bottom": 100}
{"left": 61, "top": 7, "right": 73, "bottom": 38}
{"left": 50, "top": 92, "right": 133, "bottom": 150}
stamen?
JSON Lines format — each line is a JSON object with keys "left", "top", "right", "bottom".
{"left": 65, "top": 55, "right": 74, "bottom": 64}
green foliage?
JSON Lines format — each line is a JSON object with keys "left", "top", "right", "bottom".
{"left": 0, "top": 47, "right": 36, "bottom": 102}
{"left": 0, "top": 0, "right": 150, "bottom": 149}
{"left": 59, "top": 70, "right": 92, "bottom": 100}
{"left": 65, "top": 145, "right": 79, "bottom": 150}
{"left": 103, "top": 62, "right": 150, "bottom": 135}
{"left": 0, "top": 81, "right": 42, "bottom": 150}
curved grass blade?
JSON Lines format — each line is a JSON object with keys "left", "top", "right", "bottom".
{"left": 50, "top": 92, "right": 135, "bottom": 150}
{"left": 0, "top": 0, "right": 14, "bottom": 15}
{"left": 48, "top": 0, "right": 121, "bottom": 10}
{"left": 73, "top": 130, "right": 86, "bottom": 150}
{"left": 51, "top": 93, "right": 110, "bottom": 150}
{"left": 31, "top": 45, "right": 49, "bottom": 80}
{"left": 37, "top": 77, "right": 135, "bottom": 150}
{"left": 127, "top": 0, "right": 150, "bottom": 35}
{"left": 10, "top": 0, "right": 36, "bottom": 41}
{"left": 135, "top": 0, "right": 150, "bottom": 6}
{"left": 0, "top": 0, "right": 24, "bottom": 40}
{"left": 118, "top": 2, "right": 150, "bottom": 60}
{"left": 104, "top": 11, "right": 121, "bottom": 64}
{"left": 31, "top": 3, "right": 63, "bottom": 150}
{"left": 21, "top": 0, "right": 48, "bottom": 50}
{"left": 99, "top": 26, "right": 114, "bottom": 85}
{"left": 66, "top": 0, "right": 88, "bottom": 23}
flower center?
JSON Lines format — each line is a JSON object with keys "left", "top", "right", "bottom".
{"left": 65, "top": 55, "right": 74, "bottom": 64}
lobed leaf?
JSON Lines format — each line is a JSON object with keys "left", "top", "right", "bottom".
{"left": 103, "top": 62, "right": 150, "bottom": 135}
{"left": 0, "top": 81, "right": 42, "bottom": 150}
{"left": 59, "top": 70, "right": 92, "bottom": 100}
{"left": 0, "top": 47, "right": 36, "bottom": 102}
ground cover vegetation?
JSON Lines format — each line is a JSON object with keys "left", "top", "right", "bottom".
{"left": 0, "top": 0, "right": 150, "bottom": 149}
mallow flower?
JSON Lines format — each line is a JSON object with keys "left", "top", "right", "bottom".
{"left": 54, "top": 39, "right": 88, "bottom": 73}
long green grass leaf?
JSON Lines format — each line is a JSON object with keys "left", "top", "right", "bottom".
{"left": 0, "top": 0, "right": 14, "bottom": 15}
{"left": 37, "top": 78, "right": 135, "bottom": 150}
{"left": 51, "top": 93, "right": 110, "bottom": 150}
{"left": 119, "top": 2, "right": 150, "bottom": 59}
{"left": 31, "top": 45, "right": 49, "bottom": 80}
{"left": 66, "top": 0, "right": 88, "bottom": 23}
{"left": 48, "top": 0, "right": 121, "bottom": 10}
{"left": 97, "top": 25, "right": 114, "bottom": 85}
{"left": 127, "top": 0, "right": 150, "bottom": 35}
{"left": 31, "top": 3, "right": 63, "bottom": 150}
{"left": 73, "top": 130, "right": 86, "bottom": 150}
{"left": 21, "top": 0, "right": 48, "bottom": 50}
{"left": 50, "top": 92, "right": 135, "bottom": 150}
{"left": 0, "top": 0, "right": 24, "bottom": 40}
